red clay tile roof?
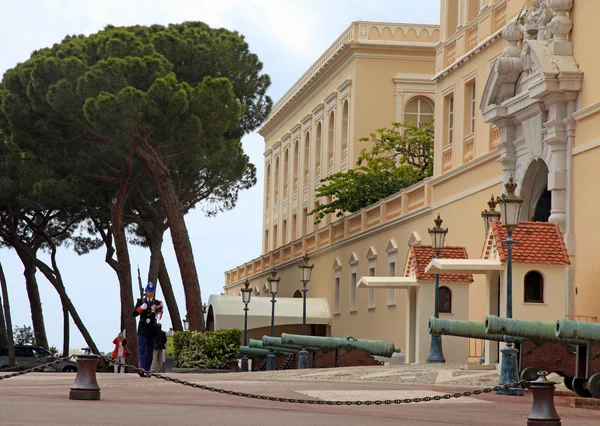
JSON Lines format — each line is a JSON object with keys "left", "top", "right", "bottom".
{"left": 407, "top": 245, "right": 473, "bottom": 283}
{"left": 488, "top": 221, "right": 570, "bottom": 265}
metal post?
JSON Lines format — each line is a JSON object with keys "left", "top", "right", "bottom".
{"left": 497, "top": 228, "right": 523, "bottom": 395}
{"left": 266, "top": 293, "right": 277, "bottom": 371}
{"left": 298, "top": 281, "right": 309, "bottom": 369}
{"left": 241, "top": 303, "right": 250, "bottom": 372}
{"left": 526, "top": 371, "right": 561, "bottom": 425}
{"left": 427, "top": 249, "right": 446, "bottom": 363}
{"left": 69, "top": 349, "right": 101, "bottom": 400}
{"left": 480, "top": 341, "right": 486, "bottom": 364}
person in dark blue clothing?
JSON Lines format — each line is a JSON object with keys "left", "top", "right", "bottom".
{"left": 133, "top": 282, "right": 163, "bottom": 377}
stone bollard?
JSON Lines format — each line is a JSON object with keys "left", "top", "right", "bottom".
{"left": 69, "top": 348, "right": 101, "bottom": 401}
{"left": 526, "top": 371, "right": 561, "bottom": 426}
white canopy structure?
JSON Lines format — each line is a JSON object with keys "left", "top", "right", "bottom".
{"left": 356, "top": 276, "right": 418, "bottom": 289}
{"left": 425, "top": 258, "right": 504, "bottom": 275}
{"left": 206, "top": 294, "right": 331, "bottom": 331}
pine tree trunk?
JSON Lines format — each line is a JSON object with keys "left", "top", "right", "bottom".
{"left": 158, "top": 254, "right": 183, "bottom": 331}
{"left": 18, "top": 253, "right": 49, "bottom": 349}
{"left": 0, "top": 289, "right": 7, "bottom": 349}
{"left": 62, "top": 299, "right": 69, "bottom": 357}
{"left": 110, "top": 158, "right": 138, "bottom": 367}
{"left": 146, "top": 220, "right": 162, "bottom": 286}
{"left": 134, "top": 142, "right": 205, "bottom": 331}
{"left": 0, "top": 263, "right": 16, "bottom": 365}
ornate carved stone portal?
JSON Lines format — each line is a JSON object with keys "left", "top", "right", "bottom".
{"left": 480, "top": 0, "right": 581, "bottom": 236}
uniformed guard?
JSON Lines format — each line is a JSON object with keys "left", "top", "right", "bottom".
{"left": 133, "top": 282, "right": 163, "bottom": 377}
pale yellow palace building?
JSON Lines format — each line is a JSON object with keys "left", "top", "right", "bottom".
{"left": 216, "top": 0, "right": 600, "bottom": 364}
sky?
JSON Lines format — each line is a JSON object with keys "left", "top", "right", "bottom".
{"left": 0, "top": 0, "right": 439, "bottom": 354}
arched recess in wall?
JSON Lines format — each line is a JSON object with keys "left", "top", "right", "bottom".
{"left": 315, "top": 122, "right": 322, "bottom": 177}
{"left": 293, "top": 141, "right": 299, "bottom": 192}
{"left": 524, "top": 271, "right": 544, "bottom": 303}
{"left": 293, "top": 290, "right": 302, "bottom": 298}
{"left": 304, "top": 132, "right": 310, "bottom": 186}
{"left": 341, "top": 100, "right": 349, "bottom": 165}
{"left": 404, "top": 96, "right": 434, "bottom": 126}
{"left": 274, "top": 156, "right": 280, "bottom": 203}
{"left": 520, "top": 159, "right": 551, "bottom": 222}
{"left": 283, "top": 148, "right": 289, "bottom": 198}
{"left": 327, "top": 110, "right": 335, "bottom": 172}
{"left": 438, "top": 286, "right": 452, "bottom": 313}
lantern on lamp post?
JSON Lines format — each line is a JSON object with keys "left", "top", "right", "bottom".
{"left": 426, "top": 214, "right": 448, "bottom": 364}
{"left": 297, "top": 254, "right": 314, "bottom": 369}
{"left": 266, "top": 269, "right": 280, "bottom": 371}
{"left": 240, "top": 280, "right": 252, "bottom": 372}
{"left": 481, "top": 194, "right": 502, "bottom": 235}
{"left": 496, "top": 176, "right": 524, "bottom": 396}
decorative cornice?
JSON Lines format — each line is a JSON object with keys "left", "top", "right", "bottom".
{"left": 337, "top": 78, "right": 352, "bottom": 100}
{"left": 324, "top": 91, "right": 338, "bottom": 111}
{"left": 291, "top": 124, "right": 302, "bottom": 139}
{"left": 301, "top": 113, "right": 313, "bottom": 130}
{"left": 572, "top": 101, "right": 600, "bottom": 122}
{"left": 312, "top": 102, "right": 325, "bottom": 121}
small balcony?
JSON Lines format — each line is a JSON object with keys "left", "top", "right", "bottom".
{"left": 493, "top": 2, "right": 507, "bottom": 34}
{"left": 444, "top": 40, "right": 456, "bottom": 68}
{"left": 466, "top": 24, "right": 478, "bottom": 51}
{"left": 442, "top": 145, "right": 453, "bottom": 173}
{"left": 489, "top": 125, "right": 501, "bottom": 151}
{"left": 463, "top": 134, "right": 475, "bottom": 164}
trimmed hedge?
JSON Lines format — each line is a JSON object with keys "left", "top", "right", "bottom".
{"left": 173, "top": 328, "right": 242, "bottom": 369}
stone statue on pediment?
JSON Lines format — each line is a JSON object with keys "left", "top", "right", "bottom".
{"left": 537, "top": 1, "right": 554, "bottom": 41}
{"left": 525, "top": 0, "right": 543, "bottom": 39}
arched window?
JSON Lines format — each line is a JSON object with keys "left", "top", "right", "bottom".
{"left": 293, "top": 290, "right": 302, "bottom": 298}
{"left": 265, "top": 163, "right": 271, "bottom": 208}
{"left": 293, "top": 141, "right": 299, "bottom": 192}
{"left": 404, "top": 97, "right": 434, "bottom": 126}
{"left": 327, "top": 111, "right": 335, "bottom": 172}
{"left": 315, "top": 122, "right": 322, "bottom": 177}
{"left": 303, "top": 132, "right": 310, "bottom": 186}
{"left": 274, "top": 156, "right": 280, "bottom": 203}
{"left": 524, "top": 271, "right": 544, "bottom": 303}
{"left": 438, "top": 286, "right": 452, "bottom": 313}
{"left": 341, "top": 100, "right": 349, "bottom": 164}
{"left": 283, "top": 148, "right": 289, "bottom": 198}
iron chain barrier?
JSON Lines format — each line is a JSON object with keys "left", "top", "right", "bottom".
{"left": 109, "top": 359, "right": 528, "bottom": 406}
{"left": 0, "top": 355, "right": 74, "bottom": 380}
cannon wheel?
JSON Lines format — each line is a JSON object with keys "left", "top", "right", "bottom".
{"left": 520, "top": 367, "right": 540, "bottom": 382}
{"left": 573, "top": 378, "right": 592, "bottom": 398}
{"left": 587, "top": 373, "right": 600, "bottom": 398}
{"left": 563, "top": 376, "right": 574, "bottom": 392}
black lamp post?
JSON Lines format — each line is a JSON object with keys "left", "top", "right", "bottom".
{"left": 426, "top": 213, "right": 448, "bottom": 364}
{"left": 480, "top": 195, "right": 501, "bottom": 364}
{"left": 266, "top": 269, "right": 280, "bottom": 371}
{"left": 298, "top": 254, "right": 314, "bottom": 369}
{"left": 496, "top": 176, "right": 524, "bottom": 396}
{"left": 240, "top": 280, "right": 252, "bottom": 372}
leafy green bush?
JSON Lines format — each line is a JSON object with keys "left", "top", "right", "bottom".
{"left": 173, "top": 329, "right": 242, "bottom": 369}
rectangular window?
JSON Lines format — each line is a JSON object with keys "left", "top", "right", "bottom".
{"left": 264, "top": 229, "right": 269, "bottom": 253}
{"left": 387, "top": 262, "right": 396, "bottom": 306}
{"left": 368, "top": 267, "right": 376, "bottom": 309}
{"left": 273, "top": 224, "right": 278, "bottom": 249}
{"left": 334, "top": 277, "right": 340, "bottom": 314}
{"left": 291, "top": 214, "right": 297, "bottom": 241}
{"left": 350, "top": 272, "right": 357, "bottom": 311}
{"left": 302, "top": 208, "right": 308, "bottom": 236}
{"left": 282, "top": 219, "right": 287, "bottom": 245}
{"left": 447, "top": 94, "right": 454, "bottom": 145}
{"left": 470, "top": 82, "right": 476, "bottom": 134}
{"left": 314, "top": 201, "right": 319, "bottom": 229}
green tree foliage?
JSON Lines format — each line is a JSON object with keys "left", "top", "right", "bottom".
{"left": 13, "top": 325, "right": 35, "bottom": 345}
{"left": 310, "top": 121, "right": 434, "bottom": 224}
{"left": 0, "top": 22, "right": 272, "bottom": 332}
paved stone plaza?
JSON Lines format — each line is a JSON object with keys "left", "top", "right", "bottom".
{"left": 2, "top": 365, "right": 600, "bottom": 425}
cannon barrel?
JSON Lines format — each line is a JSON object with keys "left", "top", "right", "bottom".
{"left": 556, "top": 318, "right": 600, "bottom": 343}
{"left": 260, "top": 336, "right": 319, "bottom": 352}
{"left": 280, "top": 333, "right": 395, "bottom": 357}
{"left": 239, "top": 346, "right": 269, "bottom": 357}
{"left": 428, "top": 318, "right": 526, "bottom": 343}
{"left": 248, "top": 339, "right": 299, "bottom": 354}
{"left": 486, "top": 315, "right": 589, "bottom": 346}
